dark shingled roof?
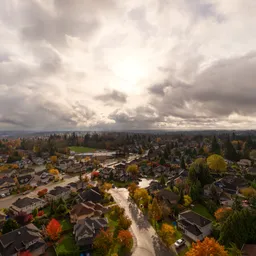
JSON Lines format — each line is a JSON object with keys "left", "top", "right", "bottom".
{"left": 180, "top": 210, "right": 211, "bottom": 227}
{"left": 12, "top": 197, "right": 43, "bottom": 208}
{"left": 49, "top": 186, "right": 70, "bottom": 196}
{"left": 0, "top": 223, "right": 46, "bottom": 256}
{"left": 179, "top": 219, "right": 202, "bottom": 236}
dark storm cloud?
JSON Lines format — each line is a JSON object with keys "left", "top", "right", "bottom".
{"left": 151, "top": 52, "right": 256, "bottom": 123}
{"left": 148, "top": 82, "right": 170, "bottom": 96}
{"left": 95, "top": 90, "right": 127, "bottom": 104}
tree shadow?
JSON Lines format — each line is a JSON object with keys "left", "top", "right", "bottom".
{"left": 129, "top": 203, "right": 151, "bottom": 230}
{"left": 151, "top": 235, "right": 175, "bottom": 256}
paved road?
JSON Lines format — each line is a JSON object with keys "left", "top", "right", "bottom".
{"left": 0, "top": 175, "right": 79, "bottom": 209}
{"left": 110, "top": 188, "right": 175, "bottom": 256}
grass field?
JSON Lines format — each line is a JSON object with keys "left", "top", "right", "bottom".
{"left": 191, "top": 204, "right": 214, "bottom": 221}
{"left": 56, "top": 234, "right": 79, "bottom": 255}
{"left": 69, "top": 146, "right": 96, "bottom": 153}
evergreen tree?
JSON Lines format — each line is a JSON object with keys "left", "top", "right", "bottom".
{"left": 160, "top": 175, "right": 166, "bottom": 186}
{"left": 180, "top": 156, "right": 186, "bottom": 169}
{"left": 232, "top": 195, "right": 243, "bottom": 211}
{"left": 211, "top": 136, "right": 221, "bottom": 155}
{"left": 224, "top": 137, "right": 239, "bottom": 161}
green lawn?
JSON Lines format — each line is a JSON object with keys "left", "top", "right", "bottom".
{"left": 61, "top": 219, "right": 73, "bottom": 231}
{"left": 69, "top": 146, "right": 96, "bottom": 153}
{"left": 191, "top": 204, "right": 214, "bottom": 221}
{"left": 55, "top": 234, "right": 79, "bottom": 255}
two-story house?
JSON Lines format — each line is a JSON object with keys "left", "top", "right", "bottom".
{"left": 70, "top": 201, "right": 106, "bottom": 223}
{"left": 46, "top": 186, "right": 71, "bottom": 201}
{"left": 73, "top": 217, "right": 108, "bottom": 248}
{"left": 11, "top": 197, "right": 47, "bottom": 214}
{"left": 178, "top": 210, "right": 212, "bottom": 241}
{"left": 0, "top": 223, "right": 46, "bottom": 256}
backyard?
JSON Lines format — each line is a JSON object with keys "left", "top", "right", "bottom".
{"left": 69, "top": 146, "right": 96, "bottom": 153}
{"left": 55, "top": 234, "right": 79, "bottom": 255}
{"left": 191, "top": 204, "right": 214, "bottom": 221}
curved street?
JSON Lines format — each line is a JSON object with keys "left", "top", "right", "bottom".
{"left": 109, "top": 188, "right": 175, "bottom": 256}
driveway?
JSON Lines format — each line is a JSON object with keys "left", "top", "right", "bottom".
{"left": 109, "top": 188, "right": 175, "bottom": 256}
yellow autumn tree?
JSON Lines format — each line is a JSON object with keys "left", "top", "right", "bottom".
{"left": 134, "top": 188, "right": 150, "bottom": 208}
{"left": 159, "top": 224, "right": 176, "bottom": 246}
{"left": 49, "top": 169, "right": 59, "bottom": 176}
{"left": 240, "top": 187, "right": 256, "bottom": 197}
{"left": 186, "top": 237, "right": 228, "bottom": 256}
{"left": 184, "top": 195, "right": 192, "bottom": 206}
{"left": 50, "top": 156, "right": 57, "bottom": 164}
{"left": 126, "top": 164, "right": 139, "bottom": 176}
{"left": 207, "top": 154, "right": 227, "bottom": 172}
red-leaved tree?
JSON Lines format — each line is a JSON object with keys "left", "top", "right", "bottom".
{"left": 117, "top": 230, "right": 133, "bottom": 250}
{"left": 46, "top": 218, "right": 62, "bottom": 241}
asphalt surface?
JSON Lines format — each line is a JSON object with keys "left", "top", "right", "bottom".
{"left": 110, "top": 188, "right": 175, "bottom": 256}
{"left": 0, "top": 175, "right": 79, "bottom": 209}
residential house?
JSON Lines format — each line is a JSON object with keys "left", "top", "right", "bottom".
{"left": 11, "top": 197, "right": 46, "bottom": 214}
{"left": 17, "top": 174, "right": 33, "bottom": 187}
{"left": 66, "top": 164, "right": 85, "bottom": 174}
{"left": 178, "top": 210, "right": 212, "bottom": 241}
{"left": 146, "top": 181, "right": 165, "bottom": 195}
{"left": 156, "top": 189, "right": 179, "bottom": 206}
{"left": 32, "top": 157, "right": 45, "bottom": 166}
{"left": 70, "top": 201, "right": 107, "bottom": 223}
{"left": 34, "top": 170, "right": 54, "bottom": 185}
{"left": 0, "top": 169, "right": 16, "bottom": 178}
{"left": 238, "top": 159, "right": 252, "bottom": 167}
{"left": 78, "top": 187, "right": 103, "bottom": 203}
{"left": 215, "top": 176, "right": 248, "bottom": 195}
{"left": 248, "top": 167, "right": 256, "bottom": 175}
{"left": 73, "top": 217, "right": 108, "bottom": 247}
{"left": 0, "top": 177, "right": 16, "bottom": 196}
{"left": 46, "top": 186, "right": 71, "bottom": 201}
{"left": 68, "top": 181, "right": 87, "bottom": 192}
{"left": 0, "top": 223, "right": 46, "bottom": 256}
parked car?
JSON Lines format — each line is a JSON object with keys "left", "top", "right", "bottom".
{"left": 22, "top": 191, "right": 30, "bottom": 195}
{"left": 174, "top": 238, "right": 186, "bottom": 248}
{"left": 0, "top": 194, "right": 6, "bottom": 198}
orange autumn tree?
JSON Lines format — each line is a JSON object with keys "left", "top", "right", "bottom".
{"left": 214, "top": 207, "right": 232, "bottom": 222}
{"left": 159, "top": 223, "right": 176, "bottom": 246}
{"left": 117, "top": 230, "right": 133, "bottom": 250}
{"left": 46, "top": 219, "right": 62, "bottom": 241}
{"left": 93, "top": 228, "right": 113, "bottom": 255}
{"left": 186, "top": 237, "right": 228, "bottom": 256}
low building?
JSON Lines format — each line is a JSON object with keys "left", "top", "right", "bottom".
{"left": 0, "top": 223, "right": 46, "bottom": 256}
{"left": 11, "top": 197, "right": 46, "bottom": 214}
{"left": 178, "top": 210, "right": 212, "bottom": 241}
{"left": 46, "top": 186, "right": 71, "bottom": 201}
{"left": 70, "top": 201, "right": 106, "bottom": 223}
{"left": 68, "top": 181, "right": 86, "bottom": 192}
{"left": 238, "top": 159, "right": 252, "bottom": 167}
{"left": 73, "top": 217, "right": 108, "bottom": 248}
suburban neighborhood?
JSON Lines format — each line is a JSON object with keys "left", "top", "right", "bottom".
{"left": 0, "top": 131, "right": 255, "bottom": 255}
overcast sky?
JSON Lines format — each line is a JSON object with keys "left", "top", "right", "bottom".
{"left": 1, "top": 0, "right": 256, "bottom": 131}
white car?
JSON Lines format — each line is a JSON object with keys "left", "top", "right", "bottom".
{"left": 174, "top": 238, "right": 186, "bottom": 248}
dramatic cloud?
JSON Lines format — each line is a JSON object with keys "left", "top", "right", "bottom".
{"left": 95, "top": 90, "right": 127, "bottom": 104}
{"left": 0, "top": 0, "right": 256, "bottom": 130}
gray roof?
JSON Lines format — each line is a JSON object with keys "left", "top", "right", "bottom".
{"left": 0, "top": 223, "right": 46, "bottom": 256}
{"left": 180, "top": 210, "right": 211, "bottom": 227}
{"left": 0, "top": 177, "right": 15, "bottom": 186}
{"left": 13, "top": 197, "right": 43, "bottom": 208}
{"left": 74, "top": 217, "right": 108, "bottom": 246}
{"left": 49, "top": 186, "right": 70, "bottom": 196}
